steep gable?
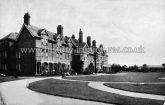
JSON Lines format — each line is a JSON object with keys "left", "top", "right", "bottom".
{"left": 0, "top": 32, "right": 18, "bottom": 41}
{"left": 16, "top": 24, "right": 35, "bottom": 48}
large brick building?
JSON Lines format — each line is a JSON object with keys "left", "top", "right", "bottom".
{"left": 0, "top": 13, "right": 108, "bottom": 76}
{"left": 0, "top": 32, "right": 18, "bottom": 75}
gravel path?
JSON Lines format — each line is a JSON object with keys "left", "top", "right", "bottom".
{"left": 0, "top": 92, "right": 5, "bottom": 105}
{"left": 88, "top": 82, "right": 165, "bottom": 101}
{"left": 0, "top": 77, "right": 111, "bottom": 105}
{"left": 57, "top": 76, "right": 165, "bottom": 104}
{"left": 1, "top": 75, "right": 165, "bottom": 105}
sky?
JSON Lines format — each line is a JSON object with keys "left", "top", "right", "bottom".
{"left": 0, "top": 0, "right": 165, "bottom": 66}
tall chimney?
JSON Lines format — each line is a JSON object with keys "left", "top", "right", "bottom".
{"left": 87, "top": 36, "right": 91, "bottom": 47}
{"left": 57, "top": 25, "right": 63, "bottom": 36}
{"left": 24, "top": 13, "right": 30, "bottom": 25}
{"left": 99, "top": 44, "right": 103, "bottom": 48}
{"left": 79, "top": 29, "right": 83, "bottom": 43}
{"left": 71, "top": 34, "right": 75, "bottom": 39}
{"left": 92, "top": 40, "right": 96, "bottom": 48}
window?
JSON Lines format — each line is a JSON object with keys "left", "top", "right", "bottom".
{"left": 4, "top": 64, "right": 6, "bottom": 71}
{"left": 56, "top": 52, "right": 58, "bottom": 58}
{"left": 16, "top": 64, "right": 17, "bottom": 70}
{"left": 65, "top": 53, "right": 67, "bottom": 59}
{"left": 1, "top": 51, "right": 3, "bottom": 57}
{"left": 5, "top": 41, "right": 8, "bottom": 46}
{"left": 60, "top": 53, "right": 62, "bottom": 59}
{"left": 16, "top": 52, "right": 18, "bottom": 58}
{"left": 3, "top": 51, "right": 5, "bottom": 57}
{"left": 46, "top": 49, "right": 48, "bottom": 57}
{"left": 18, "top": 52, "right": 21, "bottom": 58}
{"left": 2, "top": 41, "right": 4, "bottom": 47}
{"left": 46, "top": 49, "right": 48, "bottom": 52}
{"left": 18, "top": 64, "right": 21, "bottom": 71}
{"left": 2, "top": 64, "right": 3, "bottom": 70}
{"left": 67, "top": 53, "right": 69, "bottom": 60}
{"left": 16, "top": 64, "right": 21, "bottom": 71}
{"left": 68, "top": 54, "right": 70, "bottom": 60}
{"left": 66, "top": 53, "right": 69, "bottom": 59}
{"left": 9, "top": 42, "right": 13, "bottom": 47}
{"left": 63, "top": 53, "right": 65, "bottom": 59}
{"left": 41, "top": 35, "right": 48, "bottom": 46}
{"left": 5, "top": 51, "right": 7, "bottom": 58}
{"left": 16, "top": 52, "right": 21, "bottom": 59}
{"left": 53, "top": 51, "right": 55, "bottom": 58}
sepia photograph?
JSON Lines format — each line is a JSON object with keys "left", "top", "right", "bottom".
{"left": 0, "top": 0, "right": 165, "bottom": 105}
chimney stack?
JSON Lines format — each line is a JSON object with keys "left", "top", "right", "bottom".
{"left": 79, "top": 29, "right": 83, "bottom": 43}
{"left": 87, "top": 36, "right": 91, "bottom": 47}
{"left": 92, "top": 40, "right": 96, "bottom": 48}
{"left": 57, "top": 25, "right": 63, "bottom": 36}
{"left": 24, "top": 13, "right": 30, "bottom": 25}
{"left": 71, "top": 34, "right": 75, "bottom": 39}
{"left": 99, "top": 44, "right": 103, "bottom": 48}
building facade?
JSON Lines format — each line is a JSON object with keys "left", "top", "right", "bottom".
{"left": 0, "top": 32, "right": 18, "bottom": 75}
{"left": 0, "top": 13, "right": 108, "bottom": 76}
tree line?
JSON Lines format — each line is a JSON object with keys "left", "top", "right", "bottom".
{"left": 108, "top": 63, "right": 165, "bottom": 73}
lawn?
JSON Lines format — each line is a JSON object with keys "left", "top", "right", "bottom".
{"left": 28, "top": 78, "right": 163, "bottom": 105}
{"left": 65, "top": 72, "right": 165, "bottom": 82}
{"left": 0, "top": 76, "right": 22, "bottom": 83}
{"left": 104, "top": 83, "right": 165, "bottom": 95}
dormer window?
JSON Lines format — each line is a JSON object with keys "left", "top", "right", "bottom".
{"left": 68, "top": 39, "right": 72, "bottom": 47}
{"left": 41, "top": 31, "right": 48, "bottom": 46}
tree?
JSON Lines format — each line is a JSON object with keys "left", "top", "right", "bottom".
{"left": 121, "top": 65, "right": 127, "bottom": 71}
{"left": 162, "top": 63, "right": 165, "bottom": 67}
{"left": 79, "top": 61, "right": 84, "bottom": 74}
{"left": 94, "top": 49, "right": 98, "bottom": 73}
{"left": 132, "top": 65, "right": 138, "bottom": 71}
{"left": 111, "top": 64, "right": 122, "bottom": 72}
{"left": 142, "top": 64, "right": 148, "bottom": 72}
{"left": 83, "top": 63, "right": 94, "bottom": 75}
{"left": 142, "top": 64, "right": 147, "bottom": 68}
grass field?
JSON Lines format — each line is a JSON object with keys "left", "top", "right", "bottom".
{"left": 65, "top": 72, "right": 165, "bottom": 82}
{"left": 28, "top": 78, "right": 163, "bottom": 105}
{"left": 104, "top": 83, "right": 165, "bottom": 95}
{"left": 65, "top": 72, "right": 165, "bottom": 96}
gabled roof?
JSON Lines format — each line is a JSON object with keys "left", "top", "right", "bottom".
{"left": 64, "top": 36, "right": 70, "bottom": 43}
{"left": 25, "top": 24, "right": 41, "bottom": 37}
{"left": 77, "top": 42, "right": 87, "bottom": 48}
{"left": 0, "top": 32, "right": 19, "bottom": 41}
{"left": 23, "top": 24, "right": 71, "bottom": 45}
{"left": 24, "top": 24, "right": 57, "bottom": 40}
{"left": 70, "top": 38, "right": 88, "bottom": 48}
{"left": 97, "top": 47, "right": 107, "bottom": 56}
{"left": 70, "top": 38, "right": 79, "bottom": 47}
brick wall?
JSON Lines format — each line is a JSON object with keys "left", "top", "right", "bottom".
{"left": 15, "top": 25, "right": 36, "bottom": 76}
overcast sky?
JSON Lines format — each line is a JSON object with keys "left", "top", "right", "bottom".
{"left": 0, "top": 0, "right": 165, "bottom": 66}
